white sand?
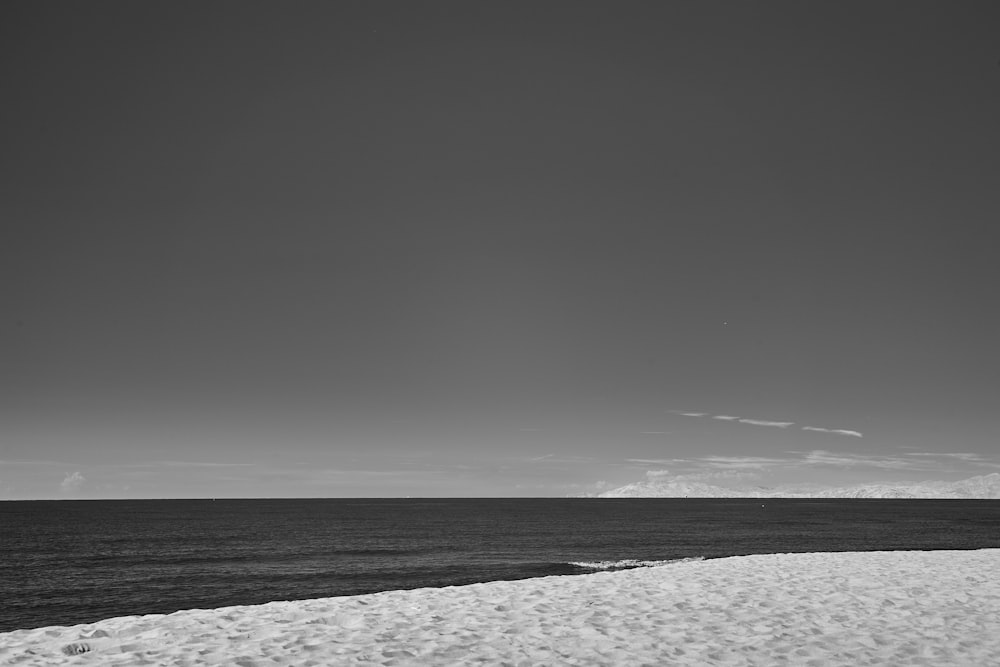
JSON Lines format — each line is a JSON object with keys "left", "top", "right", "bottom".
{"left": 3, "top": 550, "right": 998, "bottom": 666}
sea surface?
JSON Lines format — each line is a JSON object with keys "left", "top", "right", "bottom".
{"left": 2, "top": 498, "right": 999, "bottom": 633}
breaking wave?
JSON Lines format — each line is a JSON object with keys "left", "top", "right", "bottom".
{"left": 567, "top": 557, "right": 704, "bottom": 571}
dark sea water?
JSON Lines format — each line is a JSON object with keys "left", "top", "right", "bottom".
{"left": 2, "top": 498, "right": 998, "bottom": 633}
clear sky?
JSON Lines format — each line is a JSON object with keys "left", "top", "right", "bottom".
{"left": 3, "top": 1, "right": 999, "bottom": 498}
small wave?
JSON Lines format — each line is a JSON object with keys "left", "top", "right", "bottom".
{"left": 567, "top": 557, "right": 704, "bottom": 571}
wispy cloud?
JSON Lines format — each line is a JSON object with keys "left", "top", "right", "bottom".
{"left": 673, "top": 410, "right": 862, "bottom": 437}
{"left": 258, "top": 467, "right": 454, "bottom": 486}
{"left": 699, "top": 455, "right": 791, "bottom": 470}
{"left": 673, "top": 410, "right": 797, "bottom": 430}
{"left": 650, "top": 468, "right": 761, "bottom": 483}
{"left": 143, "top": 461, "right": 256, "bottom": 468}
{"left": 738, "top": 419, "right": 794, "bottom": 428}
{"left": 630, "top": 450, "right": 941, "bottom": 475}
{"left": 528, "top": 454, "right": 597, "bottom": 464}
{"left": 628, "top": 469, "right": 764, "bottom": 493}
{"left": 901, "top": 452, "right": 1000, "bottom": 469}
{"left": 0, "top": 459, "right": 74, "bottom": 467}
{"left": 799, "top": 450, "right": 924, "bottom": 470}
{"left": 652, "top": 449, "right": 988, "bottom": 472}
{"left": 598, "top": 469, "right": 1000, "bottom": 498}
{"left": 906, "top": 452, "right": 983, "bottom": 460}
{"left": 605, "top": 447, "right": 1000, "bottom": 499}
{"left": 802, "top": 426, "right": 863, "bottom": 438}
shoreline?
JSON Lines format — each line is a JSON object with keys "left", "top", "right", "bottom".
{"left": 3, "top": 549, "right": 999, "bottom": 665}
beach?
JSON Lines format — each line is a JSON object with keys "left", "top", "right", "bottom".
{"left": 2, "top": 549, "right": 998, "bottom": 666}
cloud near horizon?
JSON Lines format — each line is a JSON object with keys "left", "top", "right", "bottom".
{"left": 60, "top": 471, "right": 85, "bottom": 494}
{"left": 698, "top": 456, "right": 792, "bottom": 470}
{"left": 600, "top": 446, "right": 1000, "bottom": 498}
{"left": 625, "top": 458, "right": 689, "bottom": 466}
{"left": 903, "top": 452, "right": 998, "bottom": 464}
{"left": 646, "top": 468, "right": 760, "bottom": 483}
{"left": 597, "top": 469, "right": 1000, "bottom": 498}
{"left": 122, "top": 461, "right": 256, "bottom": 469}
{"left": 632, "top": 447, "right": 999, "bottom": 478}
{"left": 800, "top": 450, "right": 929, "bottom": 471}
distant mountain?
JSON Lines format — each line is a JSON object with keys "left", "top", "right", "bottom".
{"left": 595, "top": 473, "right": 1000, "bottom": 499}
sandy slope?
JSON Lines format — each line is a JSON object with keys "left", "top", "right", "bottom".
{"left": 3, "top": 550, "right": 998, "bottom": 666}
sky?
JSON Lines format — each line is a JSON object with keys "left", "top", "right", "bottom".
{"left": 3, "top": 1, "right": 1000, "bottom": 499}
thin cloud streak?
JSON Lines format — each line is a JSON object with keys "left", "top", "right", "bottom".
{"left": 637, "top": 450, "right": 971, "bottom": 474}
{"left": 738, "top": 419, "right": 794, "bottom": 428}
{"left": 698, "top": 456, "right": 791, "bottom": 470}
{"left": 529, "top": 455, "right": 597, "bottom": 464}
{"left": 610, "top": 448, "right": 1000, "bottom": 498}
{"left": 906, "top": 452, "right": 984, "bottom": 461}
{"left": 0, "top": 459, "right": 70, "bottom": 467}
{"left": 141, "top": 461, "right": 256, "bottom": 468}
{"left": 802, "top": 426, "right": 863, "bottom": 438}
{"left": 800, "top": 450, "right": 927, "bottom": 471}
{"left": 675, "top": 410, "right": 862, "bottom": 433}
{"left": 673, "top": 410, "right": 862, "bottom": 438}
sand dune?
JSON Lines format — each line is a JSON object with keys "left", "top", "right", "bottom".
{"left": 2, "top": 549, "right": 998, "bottom": 666}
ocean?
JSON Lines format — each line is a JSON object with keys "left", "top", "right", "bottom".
{"left": 2, "top": 498, "right": 998, "bottom": 633}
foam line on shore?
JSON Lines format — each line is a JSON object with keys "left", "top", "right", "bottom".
{"left": 567, "top": 556, "right": 704, "bottom": 570}
{"left": 2, "top": 549, "right": 999, "bottom": 665}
